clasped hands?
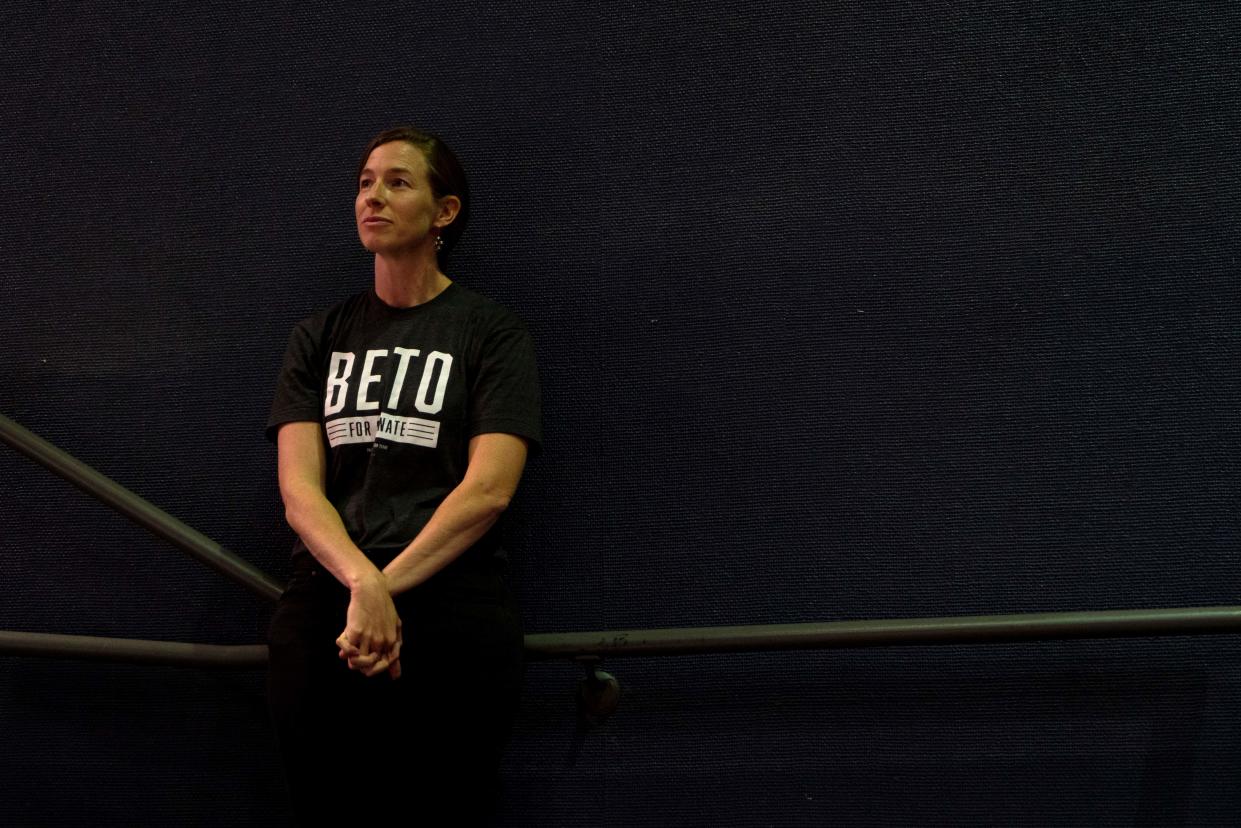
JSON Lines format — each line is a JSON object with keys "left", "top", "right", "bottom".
{"left": 335, "top": 570, "right": 403, "bottom": 679}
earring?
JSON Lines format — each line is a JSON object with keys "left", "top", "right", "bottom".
{"left": 434, "top": 235, "right": 444, "bottom": 252}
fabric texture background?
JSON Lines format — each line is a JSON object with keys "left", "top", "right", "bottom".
{"left": 1, "top": 2, "right": 1237, "bottom": 825}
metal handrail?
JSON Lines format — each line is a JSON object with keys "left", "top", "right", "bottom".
{"left": 523, "top": 605, "right": 1241, "bottom": 660}
{"left": 0, "top": 413, "right": 283, "bottom": 602}
{"left": 0, "top": 630, "right": 268, "bottom": 668}
{"left": 5, "top": 412, "right": 1240, "bottom": 681}
{"left": 5, "top": 606, "right": 1241, "bottom": 668}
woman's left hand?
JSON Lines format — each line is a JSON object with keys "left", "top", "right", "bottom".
{"left": 337, "top": 619, "right": 403, "bottom": 679}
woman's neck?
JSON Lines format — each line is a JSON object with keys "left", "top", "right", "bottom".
{"left": 372, "top": 250, "right": 451, "bottom": 308}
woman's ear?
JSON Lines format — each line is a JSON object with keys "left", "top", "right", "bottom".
{"left": 435, "top": 195, "right": 462, "bottom": 228}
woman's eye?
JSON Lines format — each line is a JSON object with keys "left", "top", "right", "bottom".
{"left": 391, "top": 179, "right": 409, "bottom": 188}
{"left": 359, "top": 179, "right": 372, "bottom": 189}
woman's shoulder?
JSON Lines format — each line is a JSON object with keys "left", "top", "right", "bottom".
{"left": 440, "top": 282, "right": 528, "bottom": 331}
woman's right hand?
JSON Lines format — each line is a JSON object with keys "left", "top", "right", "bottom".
{"left": 337, "top": 571, "right": 403, "bottom": 679}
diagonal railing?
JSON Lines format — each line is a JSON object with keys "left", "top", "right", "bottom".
{"left": 0, "top": 413, "right": 282, "bottom": 602}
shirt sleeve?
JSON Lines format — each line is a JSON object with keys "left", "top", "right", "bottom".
{"left": 468, "top": 320, "right": 543, "bottom": 455}
{"left": 265, "top": 321, "right": 324, "bottom": 443}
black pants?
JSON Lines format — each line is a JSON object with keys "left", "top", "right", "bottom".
{"left": 266, "top": 558, "right": 525, "bottom": 827}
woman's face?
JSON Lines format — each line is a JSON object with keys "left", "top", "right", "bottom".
{"left": 355, "top": 141, "right": 458, "bottom": 256}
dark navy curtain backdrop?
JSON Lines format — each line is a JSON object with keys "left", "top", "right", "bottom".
{"left": 2, "top": 2, "right": 1237, "bottom": 825}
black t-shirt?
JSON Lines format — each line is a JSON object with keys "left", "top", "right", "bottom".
{"left": 267, "top": 283, "right": 541, "bottom": 571}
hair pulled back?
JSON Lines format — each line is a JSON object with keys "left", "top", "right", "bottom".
{"left": 357, "top": 126, "right": 470, "bottom": 256}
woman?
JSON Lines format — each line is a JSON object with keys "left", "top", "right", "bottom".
{"left": 265, "top": 127, "right": 541, "bottom": 826}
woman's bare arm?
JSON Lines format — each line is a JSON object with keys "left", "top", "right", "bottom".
{"left": 381, "top": 432, "right": 529, "bottom": 596}
{"left": 277, "top": 421, "right": 401, "bottom": 677}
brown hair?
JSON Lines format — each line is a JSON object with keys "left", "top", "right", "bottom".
{"left": 356, "top": 126, "right": 470, "bottom": 256}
